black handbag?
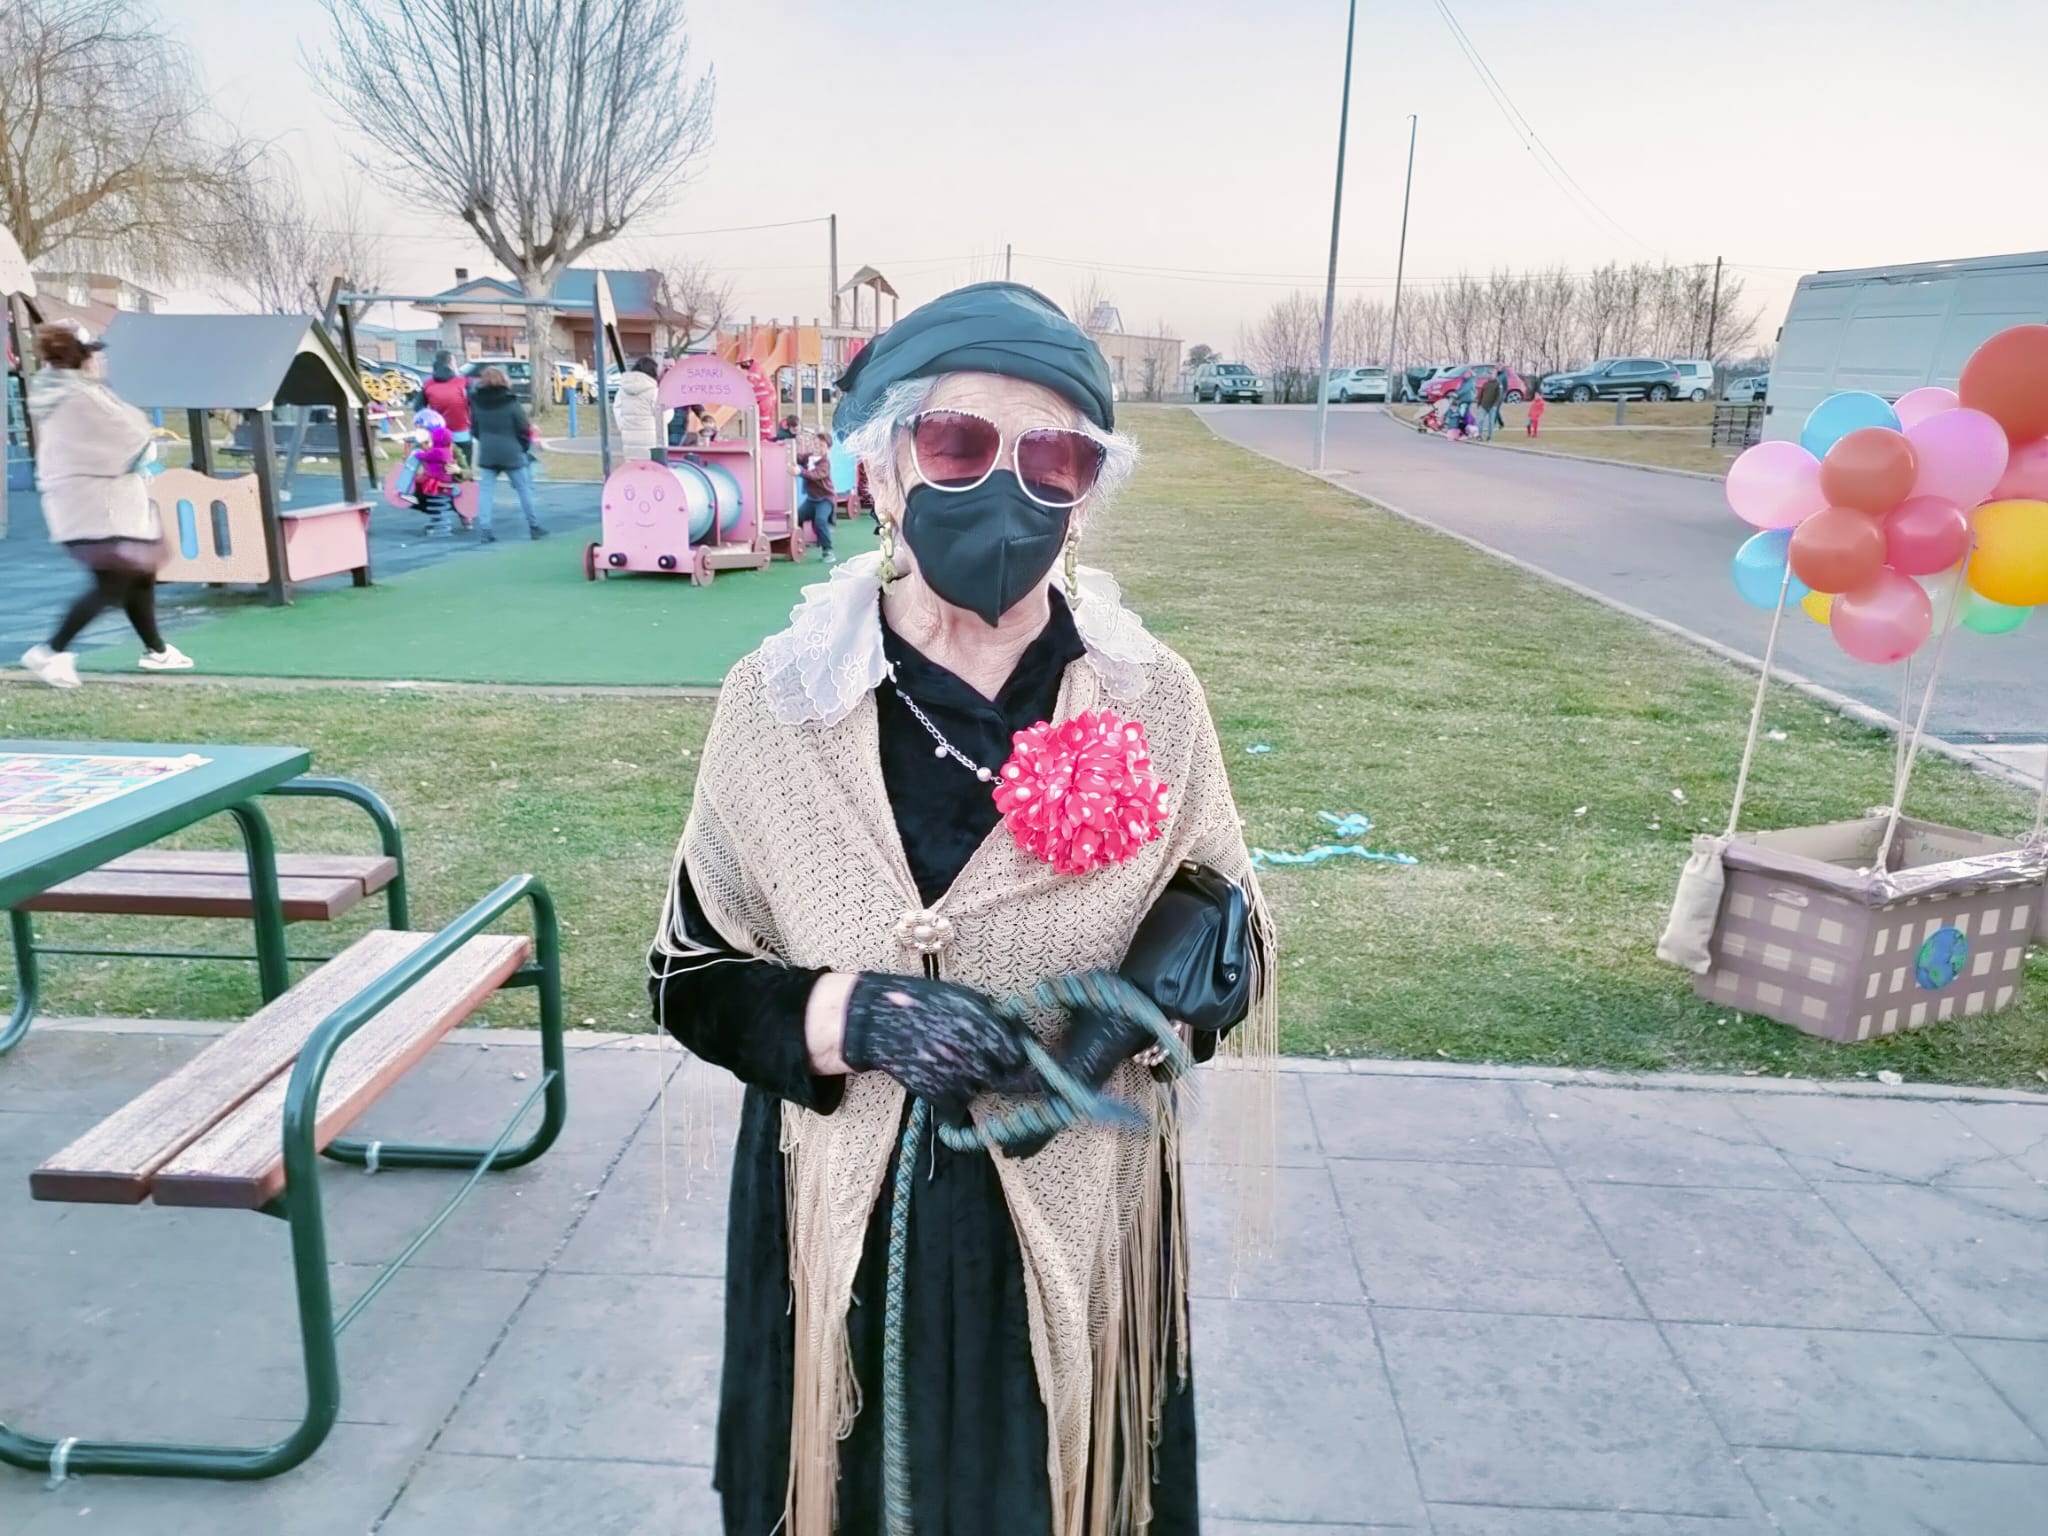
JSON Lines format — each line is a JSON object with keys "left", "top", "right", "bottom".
{"left": 1118, "top": 861, "right": 1251, "bottom": 1035}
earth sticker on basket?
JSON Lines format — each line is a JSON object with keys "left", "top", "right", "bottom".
{"left": 1913, "top": 926, "right": 1970, "bottom": 990}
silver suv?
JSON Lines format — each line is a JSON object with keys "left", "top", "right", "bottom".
{"left": 1193, "top": 362, "right": 1264, "bottom": 404}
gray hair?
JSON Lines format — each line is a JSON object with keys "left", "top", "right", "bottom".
{"left": 840, "top": 375, "right": 1139, "bottom": 519}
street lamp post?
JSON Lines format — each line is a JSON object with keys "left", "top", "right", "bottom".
{"left": 1386, "top": 114, "right": 1418, "bottom": 403}
{"left": 1310, "top": 0, "right": 1359, "bottom": 473}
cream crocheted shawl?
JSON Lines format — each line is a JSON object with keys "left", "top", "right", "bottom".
{"left": 657, "top": 557, "right": 1276, "bottom": 1536}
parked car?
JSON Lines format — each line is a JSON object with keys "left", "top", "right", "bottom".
{"left": 1324, "top": 366, "right": 1390, "bottom": 402}
{"left": 1421, "top": 364, "right": 1532, "bottom": 404}
{"left": 463, "top": 355, "right": 533, "bottom": 402}
{"left": 1539, "top": 358, "right": 1683, "bottom": 403}
{"left": 1723, "top": 372, "right": 1769, "bottom": 404}
{"left": 1670, "top": 358, "right": 1715, "bottom": 401}
{"left": 1192, "top": 362, "right": 1264, "bottom": 403}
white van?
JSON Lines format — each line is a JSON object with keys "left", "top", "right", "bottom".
{"left": 1671, "top": 358, "right": 1714, "bottom": 400}
{"left": 1764, "top": 250, "right": 2048, "bottom": 442}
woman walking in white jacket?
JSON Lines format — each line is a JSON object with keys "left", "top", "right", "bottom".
{"left": 21, "top": 323, "right": 191, "bottom": 689}
{"left": 609, "top": 355, "right": 669, "bottom": 458}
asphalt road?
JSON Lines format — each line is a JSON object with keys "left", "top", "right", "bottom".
{"left": 1197, "top": 404, "right": 2045, "bottom": 745}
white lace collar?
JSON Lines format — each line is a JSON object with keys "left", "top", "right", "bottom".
{"left": 757, "top": 550, "right": 1161, "bottom": 726}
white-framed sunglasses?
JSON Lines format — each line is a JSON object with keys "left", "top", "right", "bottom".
{"left": 902, "top": 408, "right": 1107, "bottom": 510}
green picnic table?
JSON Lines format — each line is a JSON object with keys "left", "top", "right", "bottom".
{"left": 0, "top": 740, "right": 409, "bottom": 1054}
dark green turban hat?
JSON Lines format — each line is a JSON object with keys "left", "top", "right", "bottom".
{"left": 834, "top": 281, "right": 1114, "bottom": 437}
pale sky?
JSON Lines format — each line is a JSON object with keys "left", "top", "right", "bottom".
{"left": 157, "top": 0, "right": 2048, "bottom": 353}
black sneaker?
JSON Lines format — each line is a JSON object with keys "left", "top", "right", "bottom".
{"left": 529, "top": 525, "right": 550, "bottom": 540}
{"left": 481, "top": 530, "right": 498, "bottom": 543}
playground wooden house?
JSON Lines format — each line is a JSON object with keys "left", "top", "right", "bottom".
{"left": 101, "top": 313, "right": 375, "bottom": 606}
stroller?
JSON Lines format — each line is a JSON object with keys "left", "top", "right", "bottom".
{"left": 1415, "top": 400, "right": 1446, "bottom": 434}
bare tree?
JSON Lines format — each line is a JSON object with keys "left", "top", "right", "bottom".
{"left": 314, "top": 0, "right": 715, "bottom": 388}
{"left": 1186, "top": 342, "right": 1218, "bottom": 372}
{"left": 0, "top": 0, "right": 257, "bottom": 277}
{"left": 1070, "top": 272, "right": 1114, "bottom": 336}
{"left": 639, "top": 251, "right": 733, "bottom": 353}
{"left": 1333, "top": 294, "right": 1391, "bottom": 366}
{"left": 219, "top": 159, "right": 389, "bottom": 314}
{"left": 1247, "top": 291, "right": 1322, "bottom": 403}
{"left": 1136, "top": 320, "right": 1181, "bottom": 402}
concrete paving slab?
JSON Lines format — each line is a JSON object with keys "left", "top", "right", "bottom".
{"left": 1305, "top": 1075, "right": 1548, "bottom": 1166}
{"left": 1210, "top": 1523, "right": 1418, "bottom": 1535}
{"left": 1330, "top": 1160, "right": 1642, "bottom": 1317}
{"left": 1665, "top": 1322, "right": 2047, "bottom": 1462}
{"left": 1817, "top": 1180, "right": 2048, "bottom": 1340}
{"left": 1193, "top": 1297, "right": 1426, "bottom": 1527}
{"left": 434, "top": 1271, "right": 722, "bottom": 1466}
{"left": 551, "top": 1115, "right": 728, "bottom": 1279}
{"left": 1742, "top": 1446, "right": 2048, "bottom": 1535}
{"left": 1953, "top": 1337, "right": 2048, "bottom": 1446}
{"left": 379, "top": 1452, "right": 719, "bottom": 1534}
{"left": 1427, "top": 1509, "right": 1766, "bottom": 1536}
{"left": 2, "top": 1422, "right": 417, "bottom": 1536}
{"left": 1375, "top": 1308, "right": 1757, "bottom": 1518}
{"left": 1184, "top": 1163, "right": 1363, "bottom": 1304}
{"left": 1579, "top": 1184, "right": 1934, "bottom": 1332}
{"left": 1186, "top": 1069, "right": 1325, "bottom": 1167}
{"left": 1518, "top": 1084, "right": 1803, "bottom": 1189}
{"left": 1944, "top": 1100, "right": 2048, "bottom": 1184}
{"left": 1732, "top": 1095, "right": 2038, "bottom": 1190}
{"left": 0, "top": 1029, "right": 208, "bottom": 1115}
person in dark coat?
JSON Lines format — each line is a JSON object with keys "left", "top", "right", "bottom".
{"left": 1475, "top": 370, "right": 1503, "bottom": 440}
{"left": 468, "top": 366, "right": 546, "bottom": 542}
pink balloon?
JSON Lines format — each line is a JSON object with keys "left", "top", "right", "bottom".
{"left": 1881, "top": 496, "right": 1973, "bottom": 575}
{"left": 1904, "top": 407, "right": 2009, "bottom": 508}
{"left": 1832, "top": 570, "right": 1933, "bottom": 664}
{"left": 1990, "top": 435, "right": 2048, "bottom": 501}
{"left": 1892, "top": 386, "right": 1959, "bottom": 430}
{"left": 1726, "top": 440, "right": 1824, "bottom": 530}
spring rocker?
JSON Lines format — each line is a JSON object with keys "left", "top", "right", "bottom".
{"left": 99, "top": 314, "right": 376, "bottom": 606}
{"left": 584, "top": 353, "right": 810, "bottom": 584}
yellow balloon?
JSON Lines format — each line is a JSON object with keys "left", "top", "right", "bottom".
{"left": 1801, "top": 589, "right": 1834, "bottom": 625}
{"left": 1969, "top": 499, "right": 2048, "bottom": 608}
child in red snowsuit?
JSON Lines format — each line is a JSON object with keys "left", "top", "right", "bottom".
{"left": 1526, "top": 394, "right": 1546, "bottom": 437}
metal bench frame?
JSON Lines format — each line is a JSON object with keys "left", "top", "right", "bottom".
{"left": 0, "top": 873, "right": 566, "bottom": 1483}
{"left": 2, "top": 776, "right": 410, "bottom": 1056}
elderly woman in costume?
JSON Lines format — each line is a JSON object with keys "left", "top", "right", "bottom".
{"left": 651, "top": 282, "right": 1273, "bottom": 1536}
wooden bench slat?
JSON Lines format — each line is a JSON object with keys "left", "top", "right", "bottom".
{"left": 152, "top": 933, "right": 531, "bottom": 1209}
{"left": 28, "top": 930, "right": 433, "bottom": 1205}
{"left": 86, "top": 850, "right": 399, "bottom": 894}
{"left": 19, "top": 870, "right": 369, "bottom": 922}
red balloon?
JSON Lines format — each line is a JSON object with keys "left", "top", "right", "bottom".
{"left": 1789, "top": 506, "right": 1887, "bottom": 594}
{"left": 1881, "top": 496, "right": 1973, "bottom": 576}
{"left": 1990, "top": 435, "right": 2048, "bottom": 501}
{"left": 1818, "top": 426, "right": 1918, "bottom": 513}
{"left": 1959, "top": 324, "right": 2048, "bottom": 443}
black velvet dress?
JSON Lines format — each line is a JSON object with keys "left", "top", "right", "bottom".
{"left": 652, "top": 593, "right": 1208, "bottom": 1535}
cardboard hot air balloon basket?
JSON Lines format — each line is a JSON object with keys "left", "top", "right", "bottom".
{"left": 1693, "top": 816, "right": 2048, "bottom": 1043}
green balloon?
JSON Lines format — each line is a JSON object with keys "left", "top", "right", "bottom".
{"left": 1961, "top": 593, "right": 2031, "bottom": 635}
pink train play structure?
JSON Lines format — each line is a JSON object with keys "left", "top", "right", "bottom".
{"left": 584, "top": 353, "right": 811, "bottom": 586}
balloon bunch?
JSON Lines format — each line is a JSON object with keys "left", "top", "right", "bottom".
{"left": 1725, "top": 325, "right": 2048, "bottom": 662}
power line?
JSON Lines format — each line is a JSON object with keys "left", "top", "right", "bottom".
{"left": 1427, "top": 0, "right": 1654, "bottom": 254}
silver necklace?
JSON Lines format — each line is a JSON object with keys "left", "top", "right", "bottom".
{"left": 885, "top": 662, "right": 996, "bottom": 783}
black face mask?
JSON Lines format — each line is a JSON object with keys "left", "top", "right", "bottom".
{"left": 901, "top": 471, "right": 1070, "bottom": 627}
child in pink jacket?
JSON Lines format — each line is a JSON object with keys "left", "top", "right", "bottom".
{"left": 412, "top": 412, "right": 458, "bottom": 536}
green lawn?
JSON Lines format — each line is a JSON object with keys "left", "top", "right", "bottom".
{"left": 4, "top": 404, "right": 2043, "bottom": 1083}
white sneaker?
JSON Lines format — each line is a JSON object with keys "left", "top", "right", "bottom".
{"left": 139, "top": 645, "right": 194, "bottom": 672}
{"left": 22, "top": 645, "right": 82, "bottom": 689}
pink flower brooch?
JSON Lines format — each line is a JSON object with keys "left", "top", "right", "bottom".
{"left": 992, "top": 709, "right": 1170, "bottom": 875}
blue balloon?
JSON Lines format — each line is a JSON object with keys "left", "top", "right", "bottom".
{"left": 1731, "top": 527, "right": 1811, "bottom": 609}
{"left": 1799, "top": 391, "right": 1900, "bottom": 459}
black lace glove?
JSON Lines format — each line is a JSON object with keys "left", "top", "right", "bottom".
{"left": 1002, "top": 1004, "right": 1158, "bottom": 1160}
{"left": 842, "top": 973, "right": 1037, "bottom": 1120}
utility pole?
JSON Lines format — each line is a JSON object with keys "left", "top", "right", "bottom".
{"left": 1703, "top": 254, "right": 1724, "bottom": 359}
{"left": 1310, "top": 0, "right": 1359, "bottom": 473}
{"left": 829, "top": 214, "right": 840, "bottom": 328}
{"left": 1005, "top": 243, "right": 1013, "bottom": 282}
{"left": 1385, "top": 114, "right": 1418, "bottom": 402}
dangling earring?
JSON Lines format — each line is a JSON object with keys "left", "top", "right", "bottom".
{"left": 879, "top": 518, "right": 899, "bottom": 584}
{"left": 1062, "top": 533, "right": 1082, "bottom": 607}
